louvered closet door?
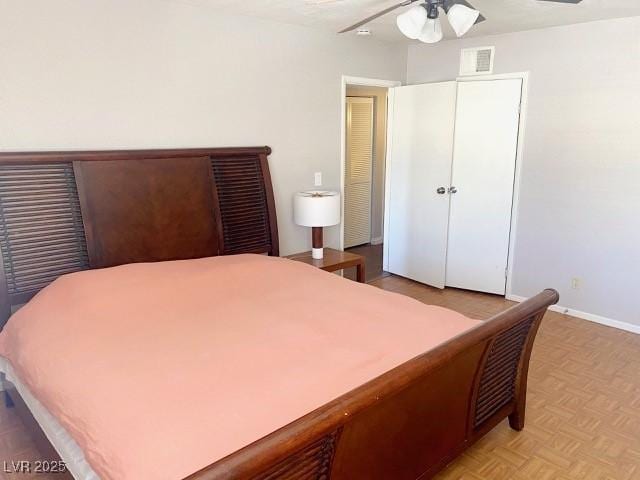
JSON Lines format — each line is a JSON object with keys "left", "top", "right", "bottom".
{"left": 344, "top": 97, "right": 374, "bottom": 248}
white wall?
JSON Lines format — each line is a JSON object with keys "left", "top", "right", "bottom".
{"left": 407, "top": 17, "right": 640, "bottom": 328}
{"left": 345, "top": 85, "right": 388, "bottom": 244}
{"left": 0, "top": 0, "right": 406, "bottom": 256}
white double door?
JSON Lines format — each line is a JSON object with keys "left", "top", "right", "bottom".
{"left": 385, "top": 79, "right": 522, "bottom": 295}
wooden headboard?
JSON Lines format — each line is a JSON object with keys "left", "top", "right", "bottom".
{"left": 0, "top": 147, "right": 278, "bottom": 325}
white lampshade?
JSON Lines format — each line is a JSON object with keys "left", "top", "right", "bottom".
{"left": 293, "top": 191, "right": 341, "bottom": 227}
{"left": 418, "top": 18, "right": 443, "bottom": 44}
{"left": 447, "top": 4, "right": 480, "bottom": 37}
{"left": 396, "top": 5, "right": 427, "bottom": 40}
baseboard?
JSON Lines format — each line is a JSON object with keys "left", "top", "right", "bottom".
{"left": 370, "top": 237, "right": 383, "bottom": 245}
{"left": 506, "top": 294, "right": 640, "bottom": 335}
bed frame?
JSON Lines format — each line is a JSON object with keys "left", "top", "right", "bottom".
{"left": 0, "top": 147, "right": 559, "bottom": 480}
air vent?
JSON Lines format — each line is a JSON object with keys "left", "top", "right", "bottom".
{"left": 459, "top": 46, "right": 495, "bottom": 76}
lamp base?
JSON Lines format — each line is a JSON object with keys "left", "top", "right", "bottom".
{"left": 311, "top": 227, "right": 324, "bottom": 260}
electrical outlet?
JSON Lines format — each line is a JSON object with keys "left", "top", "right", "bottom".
{"left": 571, "top": 278, "right": 581, "bottom": 290}
{"left": 314, "top": 172, "right": 322, "bottom": 187}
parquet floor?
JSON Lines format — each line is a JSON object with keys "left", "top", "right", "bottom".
{"left": 371, "top": 275, "right": 640, "bottom": 480}
{"left": 0, "top": 397, "right": 54, "bottom": 479}
{"left": 0, "top": 274, "right": 639, "bottom": 479}
{"left": 345, "top": 243, "right": 390, "bottom": 283}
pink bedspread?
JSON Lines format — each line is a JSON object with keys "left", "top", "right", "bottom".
{"left": 0, "top": 254, "right": 480, "bottom": 480}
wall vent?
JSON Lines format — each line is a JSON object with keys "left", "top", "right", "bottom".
{"left": 459, "top": 47, "right": 495, "bottom": 76}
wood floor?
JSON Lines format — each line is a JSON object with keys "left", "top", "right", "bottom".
{"left": 371, "top": 275, "right": 640, "bottom": 480}
{"left": 344, "top": 242, "right": 389, "bottom": 283}
{"left": 0, "top": 397, "right": 54, "bottom": 479}
{"left": 1, "top": 274, "right": 639, "bottom": 479}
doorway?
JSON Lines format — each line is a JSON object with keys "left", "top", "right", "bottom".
{"left": 341, "top": 76, "right": 400, "bottom": 282}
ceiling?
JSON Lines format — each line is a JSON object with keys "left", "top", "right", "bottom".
{"left": 181, "top": 0, "right": 640, "bottom": 42}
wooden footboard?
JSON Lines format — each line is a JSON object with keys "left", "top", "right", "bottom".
{"left": 189, "top": 289, "right": 558, "bottom": 480}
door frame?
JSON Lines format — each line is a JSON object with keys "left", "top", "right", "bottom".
{"left": 340, "top": 76, "right": 401, "bottom": 251}
{"left": 455, "top": 72, "right": 530, "bottom": 298}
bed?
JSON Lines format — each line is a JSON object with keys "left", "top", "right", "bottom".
{"left": 0, "top": 147, "right": 558, "bottom": 480}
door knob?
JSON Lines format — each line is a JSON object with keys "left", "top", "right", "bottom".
{"left": 437, "top": 187, "right": 446, "bottom": 194}
{"left": 448, "top": 186, "right": 458, "bottom": 194}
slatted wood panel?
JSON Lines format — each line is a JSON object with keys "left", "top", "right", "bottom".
{"left": 345, "top": 97, "right": 373, "bottom": 248}
{"left": 255, "top": 432, "right": 338, "bottom": 480}
{"left": 0, "top": 163, "right": 88, "bottom": 299}
{"left": 211, "top": 156, "right": 273, "bottom": 255}
{"left": 474, "top": 317, "right": 534, "bottom": 428}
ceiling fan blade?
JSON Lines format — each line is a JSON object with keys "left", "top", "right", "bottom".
{"left": 338, "top": 0, "right": 420, "bottom": 33}
{"left": 443, "top": 0, "right": 486, "bottom": 23}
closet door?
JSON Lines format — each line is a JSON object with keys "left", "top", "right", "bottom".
{"left": 385, "top": 82, "right": 457, "bottom": 288}
{"left": 445, "top": 79, "right": 522, "bottom": 294}
{"left": 345, "top": 97, "right": 374, "bottom": 248}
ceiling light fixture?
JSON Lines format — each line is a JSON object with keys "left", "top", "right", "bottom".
{"left": 397, "top": 1, "right": 480, "bottom": 44}
{"left": 396, "top": 5, "right": 428, "bottom": 40}
{"left": 418, "top": 18, "right": 443, "bottom": 43}
{"left": 447, "top": 3, "right": 480, "bottom": 37}
{"left": 340, "top": 0, "right": 583, "bottom": 41}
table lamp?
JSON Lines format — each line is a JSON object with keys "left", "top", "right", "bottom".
{"left": 293, "top": 191, "right": 341, "bottom": 260}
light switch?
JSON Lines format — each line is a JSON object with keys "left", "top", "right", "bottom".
{"left": 314, "top": 172, "right": 322, "bottom": 187}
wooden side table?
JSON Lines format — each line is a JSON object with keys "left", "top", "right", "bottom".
{"left": 285, "top": 248, "right": 366, "bottom": 283}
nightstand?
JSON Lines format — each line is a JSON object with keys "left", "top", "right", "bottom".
{"left": 285, "top": 248, "right": 366, "bottom": 283}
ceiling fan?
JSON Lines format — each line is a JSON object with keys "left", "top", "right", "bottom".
{"left": 339, "top": 0, "right": 583, "bottom": 44}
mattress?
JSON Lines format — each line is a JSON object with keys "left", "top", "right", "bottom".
{"left": 0, "top": 357, "right": 97, "bottom": 480}
{"left": 0, "top": 254, "right": 480, "bottom": 480}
